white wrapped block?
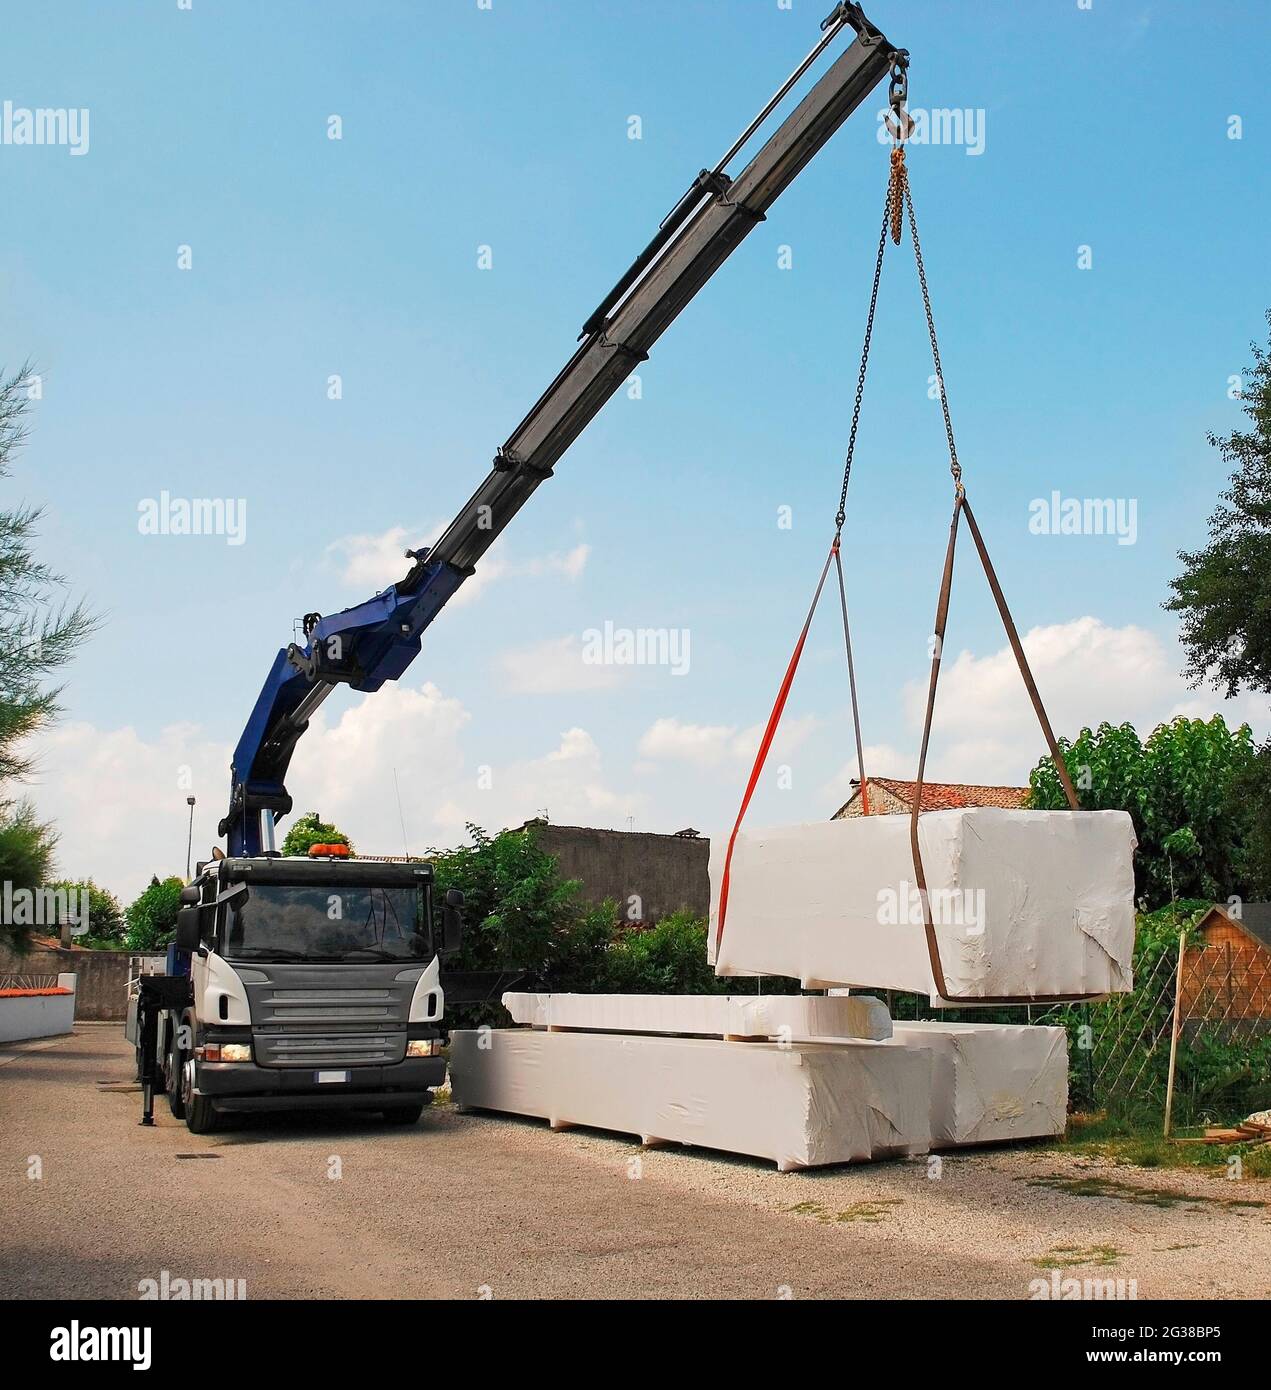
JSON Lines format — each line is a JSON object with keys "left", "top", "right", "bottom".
{"left": 709, "top": 808, "right": 1136, "bottom": 1004}
{"left": 450, "top": 1029, "right": 930, "bottom": 1171}
{"left": 889, "top": 1021, "right": 1069, "bottom": 1147}
{"left": 501, "top": 991, "right": 892, "bottom": 1041}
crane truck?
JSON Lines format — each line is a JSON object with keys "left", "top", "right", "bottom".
{"left": 131, "top": 3, "right": 909, "bottom": 1133}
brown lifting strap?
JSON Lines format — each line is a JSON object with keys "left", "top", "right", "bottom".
{"left": 891, "top": 142, "right": 1093, "bottom": 1004}
{"left": 909, "top": 488, "right": 1090, "bottom": 1004}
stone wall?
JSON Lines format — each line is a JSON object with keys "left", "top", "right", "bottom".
{"left": 525, "top": 823, "right": 710, "bottom": 924}
{"left": 0, "top": 947, "right": 138, "bottom": 1021}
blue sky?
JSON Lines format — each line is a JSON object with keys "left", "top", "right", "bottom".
{"left": 4, "top": 0, "right": 1269, "bottom": 901}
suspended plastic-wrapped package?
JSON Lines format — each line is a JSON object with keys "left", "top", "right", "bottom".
{"left": 710, "top": 807, "right": 1136, "bottom": 1005}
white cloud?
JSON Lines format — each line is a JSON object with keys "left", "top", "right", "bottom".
{"left": 33, "top": 617, "right": 1269, "bottom": 906}
{"left": 28, "top": 720, "right": 233, "bottom": 904}
{"left": 900, "top": 617, "right": 1269, "bottom": 785}
{"left": 818, "top": 742, "right": 911, "bottom": 806}
{"left": 286, "top": 681, "right": 471, "bottom": 855}
{"left": 29, "top": 684, "right": 644, "bottom": 903}
{"left": 324, "top": 526, "right": 588, "bottom": 608}
{"left": 325, "top": 524, "right": 420, "bottom": 590}
{"left": 637, "top": 714, "right": 818, "bottom": 767}
{"left": 294, "top": 698, "right": 640, "bottom": 851}
{"left": 638, "top": 717, "right": 739, "bottom": 766}
{"left": 523, "top": 543, "right": 590, "bottom": 581}
{"left": 499, "top": 633, "right": 625, "bottom": 695}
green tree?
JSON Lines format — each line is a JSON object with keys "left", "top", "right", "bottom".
{"left": 1165, "top": 314, "right": 1271, "bottom": 893}
{"left": 124, "top": 875, "right": 184, "bottom": 952}
{"left": 0, "top": 803, "right": 56, "bottom": 924}
{"left": 1167, "top": 312, "right": 1271, "bottom": 698}
{"left": 0, "top": 364, "right": 96, "bottom": 952}
{"left": 1027, "top": 717, "right": 1257, "bottom": 908}
{"left": 49, "top": 878, "right": 125, "bottom": 946}
{"left": 280, "top": 811, "right": 354, "bottom": 857}
{"left": 1232, "top": 743, "right": 1271, "bottom": 895}
{"left": 430, "top": 825, "right": 601, "bottom": 982}
{"left": 427, "top": 825, "right": 799, "bottom": 1021}
{"left": 605, "top": 910, "right": 732, "bottom": 995}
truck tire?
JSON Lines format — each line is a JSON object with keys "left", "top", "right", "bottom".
{"left": 165, "top": 1035, "right": 186, "bottom": 1120}
{"left": 181, "top": 1060, "right": 221, "bottom": 1134}
{"left": 382, "top": 1104, "right": 424, "bottom": 1125}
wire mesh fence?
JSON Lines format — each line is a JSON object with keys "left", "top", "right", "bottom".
{"left": 1170, "top": 925, "right": 1271, "bottom": 1128}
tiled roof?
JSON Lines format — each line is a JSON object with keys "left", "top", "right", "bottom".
{"left": 836, "top": 777, "right": 1029, "bottom": 817}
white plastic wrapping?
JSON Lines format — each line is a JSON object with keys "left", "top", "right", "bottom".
{"left": 450, "top": 1028, "right": 930, "bottom": 1171}
{"left": 709, "top": 808, "right": 1136, "bottom": 1003}
{"left": 889, "top": 1021, "right": 1069, "bottom": 1146}
{"left": 501, "top": 991, "right": 892, "bottom": 1041}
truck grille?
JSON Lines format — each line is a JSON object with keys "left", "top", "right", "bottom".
{"left": 253, "top": 1031, "right": 407, "bottom": 1069}
{"left": 241, "top": 968, "right": 417, "bottom": 1069}
{"left": 251, "top": 986, "right": 403, "bottom": 1027}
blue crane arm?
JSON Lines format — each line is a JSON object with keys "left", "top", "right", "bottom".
{"left": 221, "top": 3, "right": 903, "bottom": 856}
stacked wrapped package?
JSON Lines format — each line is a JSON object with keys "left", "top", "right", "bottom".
{"left": 890, "top": 1021, "right": 1069, "bottom": 1147}
{"left": 502, "top": 990, "right": 892, "bottom": 1041}
{"left": 447, "top": 805, "right": 1128, "bottom": 1167}
{"left": 450, "top": 996, "right": 1073, "bottom": 1167}
{"left": 450, "top": 1027, "right": 932, "bottom": 1171}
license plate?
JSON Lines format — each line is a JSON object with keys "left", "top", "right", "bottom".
{"left": 315, "top": 1070, "right": 350, "bottom": 1084}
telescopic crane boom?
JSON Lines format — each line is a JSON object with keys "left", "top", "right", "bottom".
{"left": 221, "top": 2, "right": 905, "bottom": 857}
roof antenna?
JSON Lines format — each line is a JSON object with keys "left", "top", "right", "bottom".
{"left": 392, "top": 768, "right": 410, "bottom": 859}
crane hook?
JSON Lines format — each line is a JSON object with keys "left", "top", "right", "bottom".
{"left": 884, "top": 55, "right": 913, "bottom": 145}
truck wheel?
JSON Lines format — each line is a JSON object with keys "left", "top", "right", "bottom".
{"left": 382, "top": 1104, "right": 424, "bottom": 1125}
{"left": 165, "top": 1037, "right": 186, "bottom": 1119}
{"left": 182, "top": 1061, "right": 221, "bottom": 1134}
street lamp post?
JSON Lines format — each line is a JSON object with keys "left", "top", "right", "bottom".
{"left": 186, "top": 796, "right": 196, "bottom": 880}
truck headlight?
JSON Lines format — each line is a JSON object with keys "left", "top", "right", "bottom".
{"left": 406, "top": 1039, "right": 441, "bottom": 1058}
{"left": 198, "top": 1042, "right": 252, "bottom": 1063}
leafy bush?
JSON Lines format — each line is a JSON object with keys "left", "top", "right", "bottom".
{"left": 1027, "top": 717, "right": 1257, "bottom": 908}
{"left": 428, "top": 825, "right": 798, "bottom": 1025}
{"left": 281, "top": 811, "right": 353, "bottom": 858}
{"left": 604, "top": 911, "right": 800, "bottom": 996}
{"left": 124, "top": 875, "right": 184, "bottom": 952}
{"left": 429, "top": 824, "right": 616, "bottom": 1025}
{"left": 604, "top": 911, "right": 720, "bottom": 994}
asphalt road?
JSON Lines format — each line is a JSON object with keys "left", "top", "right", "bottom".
{"left": 2, "top": 1024, "right": 1269, "bottom": 1301}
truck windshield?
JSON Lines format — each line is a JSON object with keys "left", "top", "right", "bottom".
{"left": 223, "top": 884, "right": 431, "bottom": 962}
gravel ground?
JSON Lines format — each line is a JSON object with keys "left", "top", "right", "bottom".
{"left": 2, "top": 1024, "right": 1269, "bottom": 1301}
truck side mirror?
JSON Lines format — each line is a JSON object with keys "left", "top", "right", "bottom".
{"left": 174, "top": 906, "right": 201, "bottom": 954}
{"left": 441, "top": 888, "right": 465, "bottom": 955}
{"left": 179, "top": 885, "right": 201, "bottom": 906}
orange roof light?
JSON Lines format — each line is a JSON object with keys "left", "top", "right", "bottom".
{"left": 308, "top": 843, "right": 351, "bottom": 858}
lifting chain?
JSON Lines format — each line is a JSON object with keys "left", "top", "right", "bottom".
{"left": 834, "top": 182, "right": 892, "bottom": 537}
{"left": 834, "top": 49, "right": 970, "bottom": 538}
{"left": 898, "top": 149, "right": 963, "bottom": 495}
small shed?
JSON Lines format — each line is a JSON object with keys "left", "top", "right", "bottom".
{"left": 1180, "top": 903, "right": 1271, "bottom": 1035}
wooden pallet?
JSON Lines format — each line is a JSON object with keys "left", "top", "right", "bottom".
{"left": 1174, "top": 1121, "right": 1271, "bottom": 1146}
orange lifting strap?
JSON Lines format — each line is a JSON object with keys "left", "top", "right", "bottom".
{"left": 715, "top": 140, "right": 1087, "bottom": 1005}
